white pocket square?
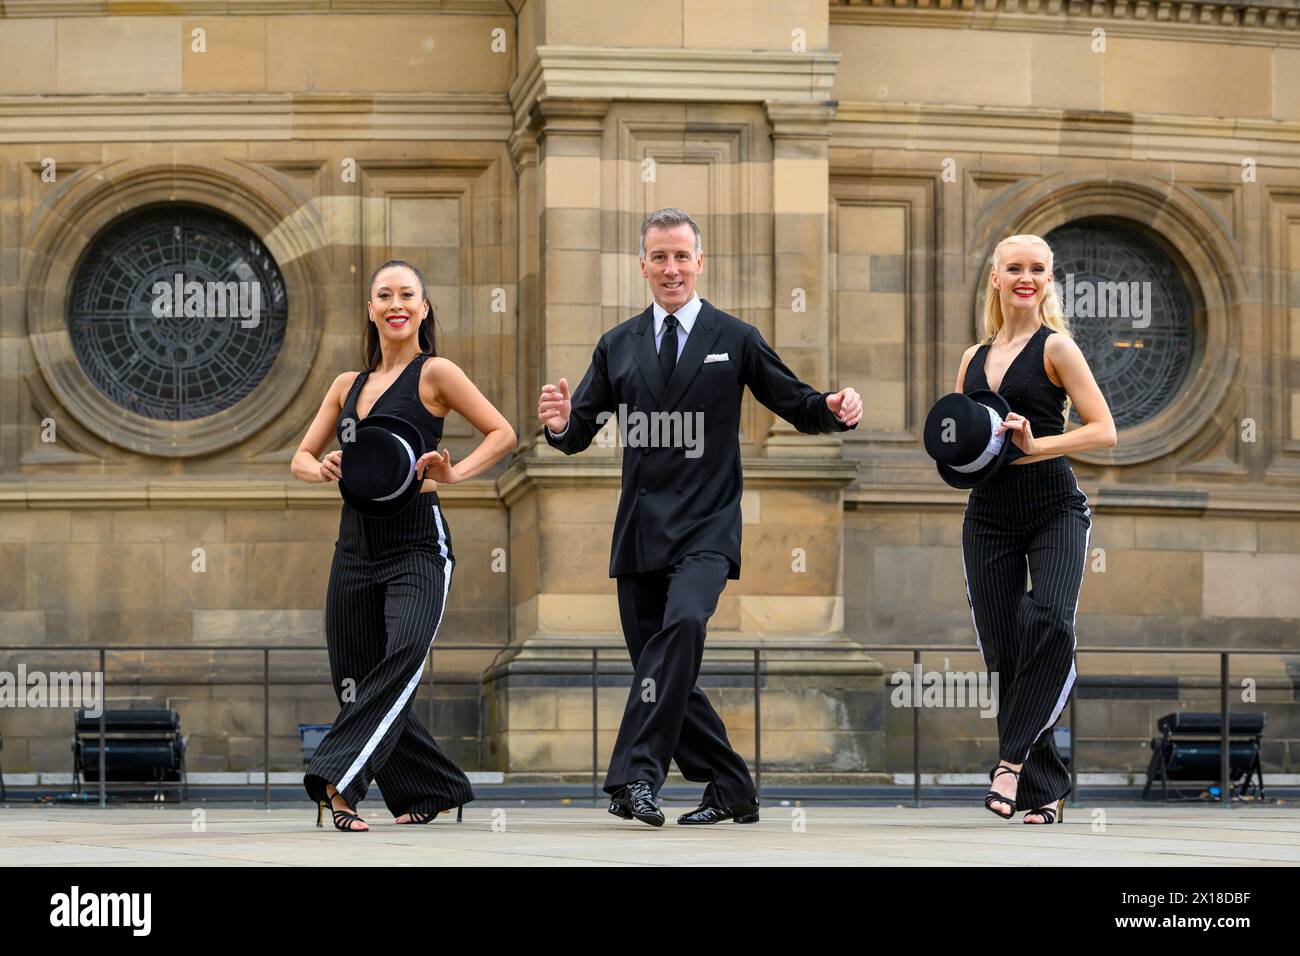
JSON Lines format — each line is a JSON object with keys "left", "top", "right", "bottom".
{"left": 704, "top": 352, "right": 730, "bottom": 363}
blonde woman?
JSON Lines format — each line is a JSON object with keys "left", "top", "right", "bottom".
{"left": 953, "top": 235, "right": 1116, "bottom": 824}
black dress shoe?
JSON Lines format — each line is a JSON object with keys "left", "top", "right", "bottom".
{"left": 677, "top": 798, "right": 760, "bottom": 825}
{"left": 610, "top": 781, "right": 664, "bottom": 827}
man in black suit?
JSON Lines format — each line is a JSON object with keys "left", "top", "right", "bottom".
{"left": 537, "top": 208, "right": 862, "bottom": 827}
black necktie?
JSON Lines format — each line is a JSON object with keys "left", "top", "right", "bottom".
{"left": 659, "top": 314, "right": 678, "bottom": 383}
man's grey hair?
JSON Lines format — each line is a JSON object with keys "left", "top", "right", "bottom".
{"left": 639, "top": 207, "right": 703, "bottom": 258}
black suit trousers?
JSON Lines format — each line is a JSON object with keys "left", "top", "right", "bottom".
{"left": 603, "top": 551, "right": 755, "bottom": 807}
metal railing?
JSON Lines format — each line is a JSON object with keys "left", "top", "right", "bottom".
{"left": 0, "top": 643, "right": 1290, "bottom": 809}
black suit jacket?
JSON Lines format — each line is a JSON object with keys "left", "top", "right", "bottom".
{"left": 545, "top": 299, "right": 855, "bottom": 579}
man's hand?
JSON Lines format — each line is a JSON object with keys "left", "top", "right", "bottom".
{"left": 538, "top": 378, "right": 571, "bottom": 434}
{"left": 826, "top": 387, "right": 862, "bottom": 427}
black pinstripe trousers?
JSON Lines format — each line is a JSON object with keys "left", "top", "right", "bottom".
{"left": 303, "top": 491, "right": 474, "bottom": 817}
{"left": 960, "top": 456, "right": 1091, "bottom": 810}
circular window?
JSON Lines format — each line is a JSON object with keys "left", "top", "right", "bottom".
{"left": 1044, "top": 220, "right": 1195, "bottom": 430}
{"left": 67, "top": 205, "right": 288, "bottom": 421}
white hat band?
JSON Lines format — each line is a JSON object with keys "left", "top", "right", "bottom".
{"left": 948, "top": 403, "right": 1007, "bottom": 474}
{"left": 373, "top": 432, "right": 418, "bottom": 501}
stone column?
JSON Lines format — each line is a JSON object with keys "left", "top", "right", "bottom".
{"left": 489, "top": 39, "right": 882, "bottom": 785}
{"left": 508, "top": 97, "right": 615, "bottom": 649}
{"left": 763, "top": 101, "right": 841, "bottom": 459}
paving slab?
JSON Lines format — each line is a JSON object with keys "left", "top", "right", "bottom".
{"left": 1, "top": 804, "right": 1297, "bottom": 866}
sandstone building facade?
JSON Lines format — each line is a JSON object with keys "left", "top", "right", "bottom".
{"left": 1, "top": 0, "right": 1297, "bottom": 785}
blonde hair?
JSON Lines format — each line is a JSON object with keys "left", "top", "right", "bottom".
{"left": 981, "top": 234, "right": 1074, "bottom": 422}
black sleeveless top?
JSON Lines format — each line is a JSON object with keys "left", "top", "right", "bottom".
{"left": 963, "top": 324, "right": 1067, "bottom": 439}
{"left": 337, "top": 352, "right": 445, "bottom": 452}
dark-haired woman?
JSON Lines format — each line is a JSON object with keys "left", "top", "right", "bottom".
{"left": 953, "top": 235, "right": 1116, "bottom": 825}
{"left": 291, "top": 260, "right": 516, "bottom": 831}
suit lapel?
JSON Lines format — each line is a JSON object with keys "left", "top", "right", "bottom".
{"left": 661, "top": 299, "right": 722, "bottom": 412}
{"left": 632, "top": 305, "right": 666, "bottom": 406}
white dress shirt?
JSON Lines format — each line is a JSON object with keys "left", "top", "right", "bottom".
{"left": 652, "top": 293, "right": 700, "bottom": 363}
{"left": 548, "top": 294, "right": 701, "bottom": 439}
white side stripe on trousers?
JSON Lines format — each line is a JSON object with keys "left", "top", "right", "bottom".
{"left": 1034, "top": 480, "right": 1092, "bottom": 745}
{"left": 336, "top": 503, "right": 452, "bottom": 795}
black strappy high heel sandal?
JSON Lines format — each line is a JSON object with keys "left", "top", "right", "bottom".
{"left": 316, "top": 792, "right": 369, "bottom": 832}
{"left": 984, "top": 765, "right": 1020, "bottom": 820}
{"left": 398, "top": 804, "right": 465, "bottom": 825}
{"left": 1023, "top": 797, "right": 1064, "bottom": 825}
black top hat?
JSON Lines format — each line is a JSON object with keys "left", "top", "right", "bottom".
{"left": 923, "top": 388, "right": 1019, "bottom": 489}
{"left": 338, "top": 414, "right": 426, "bottom": 518}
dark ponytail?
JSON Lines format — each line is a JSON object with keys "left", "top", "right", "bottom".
{"left": 362, "top": 259, "right": 439, "bottom": 370}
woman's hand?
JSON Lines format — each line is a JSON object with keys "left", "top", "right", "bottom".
{"left": 318, "top": 450, "right": 342, "bottom": 483}
{"left": 997, "top": 412, "right": 1039, "bottom": 456}
{"left": 417, "top": 448, "right": 460, "bottom": 485}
